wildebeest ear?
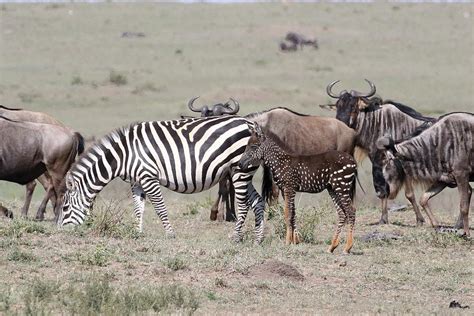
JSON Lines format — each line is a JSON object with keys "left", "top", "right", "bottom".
{"left": 357, "top": 99, "right": 369, "bottom": 110}
{"left": 65, "top": 174, "right": 75, "bottom": 191}
{"left": 376, "top": 136, "right": 395, "bottom": 151}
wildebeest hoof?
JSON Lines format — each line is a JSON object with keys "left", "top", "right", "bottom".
{"left": 378, "top": 218, "right": 388, "bottom": 225}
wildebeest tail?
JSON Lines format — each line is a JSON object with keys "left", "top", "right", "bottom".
{"left": 262, "top": 165, "right": 277, "bottom": 205}
{"left": 75, "top": 132, "right": 85, "bottom": 156}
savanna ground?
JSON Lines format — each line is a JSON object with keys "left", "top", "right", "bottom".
{"left": 0, "top": 2, "right": 473, "bottom": 314}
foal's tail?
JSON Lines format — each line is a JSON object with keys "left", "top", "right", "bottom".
{"left": 261, "top": 165, "right": 277, "bottom": 205}
{"left": 351, "top": 169, "right": 365, "bottom": 202}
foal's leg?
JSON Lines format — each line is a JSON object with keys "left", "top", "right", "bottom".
{"left": 131, "top": 183, "right": 146, "bottom": 233}
{"left": 139, "top": 178, "right": 175, "bottom": 237}
{"left": 21, "top": 181, "right": 37, "bottom": 218}
{"left": 328, "top": 190, "right": 345, "bottom": 253}
{"left": 287, "top": 189, "right": 300, "bottom": 244}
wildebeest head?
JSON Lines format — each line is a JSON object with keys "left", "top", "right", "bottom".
{"left": 376, "top": 136, "right": 405, "bottom": 199}
{"left": 325, "top": 79, "right": 377, "bottom": 128}
{"left": 188, "top": 97, "right": 240, "bottom": 117}
{"left": 239, "top": 124, "right": 265, "bottom": 170}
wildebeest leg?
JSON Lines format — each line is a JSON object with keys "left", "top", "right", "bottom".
{"left": 35, "top": 174, "right": 54, "bottom": 221}
{"left": 328, "top": 190, "right": 346, "bottom": 253}
{"left": 419, "top": 182, "right": 446, "bottom": 229}
{"left": 379, "top": 198, "right": 388, "bottom": 225}
{"left": 404, "top": 181, "right": 425, "bottom": 226}
{"left": 0, "top": 203, "right": 13, "bottom": 219}
{"left": 454, "top": 175, "right": 471, "bottom": 237}
{"left": 21, "top": 181, "right": 36, "bottom": 218}
{"left": 131, "top": 183, "right": 146, "bottom": 233}
{"left": 225, "top": 179, "right": 236, "bottom": 222}
{"left": 210, "top": 195, "right": 220, "bottom": 221}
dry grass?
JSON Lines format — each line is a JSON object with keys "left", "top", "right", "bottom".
{"left": 0, "top": 197, "right": 472, "bottom": 314}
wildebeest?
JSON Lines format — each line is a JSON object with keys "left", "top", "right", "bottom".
{"left": 284, "top": 32, "right": 319, "bottom": 50}
{"left": 376, "top": 112, "right": 474, "bottom": 237}
{"left": 245, "top": 107, "right": 357, "bottom": 203}
{"left": 0, "top": 115, "right": 84, "bottom": 220}
{"left": 325, "top": 80, "right": 438, "bottom": 225}
{"left": 186, "top": 97, "right": 240, "bottom": 222}
{"left": 279, "top": 42, "right": 297, "bottom": 52}
{"left": 239, "top": 126, "right": 357, "bottom": 253}
{"left": 187, "top": 97, "right": 240, "bottom": 117}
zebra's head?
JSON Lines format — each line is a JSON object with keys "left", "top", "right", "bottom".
{"left": 59, "top": 173, "right": 90, "bottom": 226}
{"left": 239, "top": 124, "right": 265, "bottom": 170}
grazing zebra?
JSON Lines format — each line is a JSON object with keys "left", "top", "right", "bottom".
{"left": 59, "top": 116, "right": 265, "bottom": 243}
{"left": 239, "top": 126, "right": 357, "bottom": 253}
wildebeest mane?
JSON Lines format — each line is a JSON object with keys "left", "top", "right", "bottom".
{"left": 363, "top": 99, "right": 434, "bottom": 123}
{"left": 245, "top": 107, "right": 309, "bottom": 120}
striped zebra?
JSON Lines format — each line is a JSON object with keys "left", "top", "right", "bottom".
{"left": 59, "top": 116, "right": 265, "bottom": 243}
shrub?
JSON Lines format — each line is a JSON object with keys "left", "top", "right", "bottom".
{"left": 109, "top": 70, "right": 127, "bottom": 86}
{"left": 0, "top": 219, "right": 49, "bottom": 238}
{"left": 79, "top": 244, "right": 111, "bottom": 267}
{"left": 164, "top": 256, "right": 187, "bottom": 271}
{"left": 71, "top": 75, "right": 83, "bottom": 85}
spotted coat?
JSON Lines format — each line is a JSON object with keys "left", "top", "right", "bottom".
{"left": 239, "top": 129, "right": 357, "bottom": 253}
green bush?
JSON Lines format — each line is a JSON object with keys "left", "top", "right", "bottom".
{"left": 164, "top": 256, "right": 187, "bottom": 271}
{"left": 79, "top": 244, "right": 111, "bottom": 267}
{"left": 109, "top": 70, "right": 127, "bottom": 86}
{"left": 7, "top": 247, "right": 37, "bottom": 262}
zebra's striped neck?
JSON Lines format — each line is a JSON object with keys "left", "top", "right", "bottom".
{"left": 70, "top": 127, "right": 130, "bottom": 204}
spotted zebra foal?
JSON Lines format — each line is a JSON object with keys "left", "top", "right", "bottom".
{"left": 239, "top": 126, "right": 357, "bottom": 253}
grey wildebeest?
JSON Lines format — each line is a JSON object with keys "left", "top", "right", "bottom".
{"left": 245, "top": 107, "right": 357, "bottom": 204}
{"left": 376, "top": 112, "right": 474, "bottom": 237}
{"left": 0, "top": 105, "right": 84, "bottom": 220}
{"left": 0, "top": 115, "right": 84, "bottom": 220}
{"left": 187, "top": 97, "right": 240, "bottom": 222}
{"left": 284, "top": 32, "right": 319, "bottom": 50}
{"left": 239, "top": 126, "right": 357, "bottom": 253}
{"left": 325, "top": 80, "right": 438, "bottom": 226}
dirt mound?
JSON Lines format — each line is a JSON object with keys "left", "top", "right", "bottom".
{"left": 250, "top": 260, "right": 304, "bottom": 282}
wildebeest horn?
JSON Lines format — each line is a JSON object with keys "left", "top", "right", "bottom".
{"left": 350, "top": 79, "right": 376, "bottom": 98}
{"left": 223, "top": 98, "right": 240, "bottom": 114}
{"left": 187, "top": 96, "right": 202, "bottom": 112}
{"left": 326, "top": 80, "right": 341, "bottom": 98}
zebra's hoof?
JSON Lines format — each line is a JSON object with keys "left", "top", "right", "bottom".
{"left": 229, "top": 233, "right": 243, "bottom": 243}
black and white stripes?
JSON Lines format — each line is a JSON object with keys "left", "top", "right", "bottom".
{"left": 59, "top": 116, "right": 265, "bottom": 242}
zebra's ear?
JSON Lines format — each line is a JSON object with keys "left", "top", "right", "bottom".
{"left": 65, "top": 174, "right": 76, "bottom": 191}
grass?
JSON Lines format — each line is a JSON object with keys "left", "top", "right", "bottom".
{"left": 0, "top": 3, "right": 472, "bottom": 314}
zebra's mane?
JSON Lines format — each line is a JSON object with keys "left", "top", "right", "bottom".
{"left": 71, "top": 123, "right": 136, "bottom": 173}
{"left": 245, "top": 107, "right": 308, "bottom": 120}
{"left": 0, "top": 105, "right": 23, "bottom": 111}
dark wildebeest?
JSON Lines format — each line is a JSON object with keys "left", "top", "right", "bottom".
{"left": 245, "top": 107, "right": 357, "bottom": 204}
{"left": 239, "top": 126, "right": 357, "bottom": 253}
{"left": 0, "top": 105, "right": 84, "bottom": 220}
{"left": 187, "top": 97, "right": 240, "bottom": 222}
{"left": 325, "top": 80, "right": 439, "bottom": 226}
{"left": 376, "top": 112, "right": 474, "bottom": 237}
{"left": 0, "top": 116, "right": 84, "bottom": 221}
{"left": 285, "top": 32, "right": 319, "bottom": 50}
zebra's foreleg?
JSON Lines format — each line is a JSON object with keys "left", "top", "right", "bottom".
{"left": 139, "top": 178, "right": 175, "bottom": 238}
{"left": 131, "top": 183, "right": 146, "bottom": 233}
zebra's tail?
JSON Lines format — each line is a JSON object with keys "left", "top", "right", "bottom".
{"left": 261, "top": 165, "right": 277, "bottom": 205}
